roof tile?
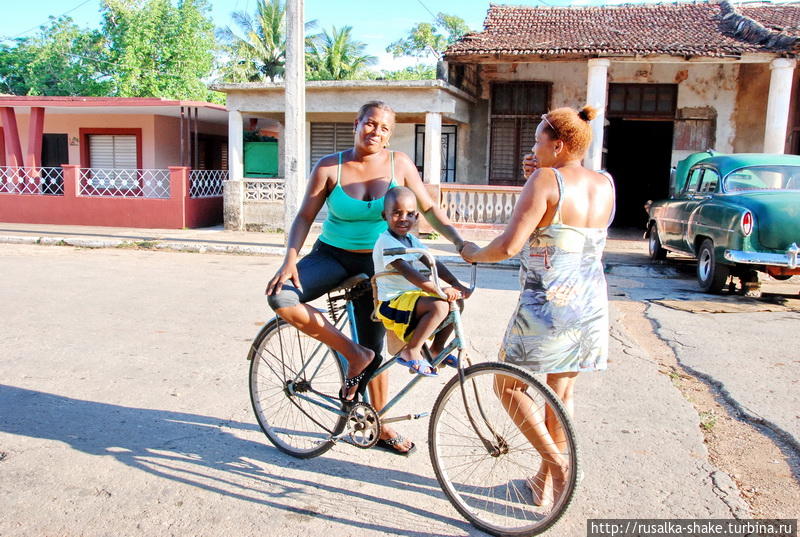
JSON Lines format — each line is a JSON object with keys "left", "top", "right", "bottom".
{"left": 445, "top": 1, "right": 800, "bottom": 58}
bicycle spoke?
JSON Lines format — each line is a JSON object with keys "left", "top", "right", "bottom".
{"left": 430, "top": 363, "right": 579, "bottom": 536}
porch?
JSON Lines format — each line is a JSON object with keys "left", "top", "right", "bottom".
{"left": 222, "top": 176, "right": 522, "bottom": 239}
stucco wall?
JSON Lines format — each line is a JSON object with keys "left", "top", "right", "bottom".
{"left": 733, "top": 63, "right": 770, "bottom": 153}
{"left": 477, "top": 60, "right": 745, "bottom": 172}
{"left": 7, "top": 112, "right": 227, "bottom": 170}
{"left": 609, "top": 62, "right": 739, "bottom": 165}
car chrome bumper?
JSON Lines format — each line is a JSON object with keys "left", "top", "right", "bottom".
{"left": 724, "top": 242, "right": 799, "bottom": 269}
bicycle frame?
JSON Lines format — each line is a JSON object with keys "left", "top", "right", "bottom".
{"left": 280, "top": 250, "right": 477, "bottom": 427}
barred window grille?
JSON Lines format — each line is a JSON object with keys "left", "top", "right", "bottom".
{"left": 489, "top": 82, "right": 550, "bottom": 186}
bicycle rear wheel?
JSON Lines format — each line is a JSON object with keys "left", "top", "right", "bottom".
{"left": 248, "top": 316, "right": 347, "bottom": 458}
{"left": 429, "top": 362, "right": 580, "bottom": 537}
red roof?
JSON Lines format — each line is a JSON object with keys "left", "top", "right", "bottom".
{"left": 0, "top": 96, "right": 225, "bottom": 110}
{"left": 445, "top": 1, "right": 800, "bottom": 59}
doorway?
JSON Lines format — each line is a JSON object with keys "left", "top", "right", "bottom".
{"left": 604, "top": 119, "right": 674, "bottom": 228}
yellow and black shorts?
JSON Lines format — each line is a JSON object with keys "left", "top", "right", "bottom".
{"left": 376, "top": 291, "right": 440, "bottom": 343}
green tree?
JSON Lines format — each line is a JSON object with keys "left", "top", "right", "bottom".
{"left": 101, "top": 0, "right": 216, "bottom": 100}
{"left": 373, "top": 65, "right": 436, "bottom": 81}
{"left": 0, "top": 16, "right": 109, "bottom": 96}
{"left": 387, "top": 13, "right": 471, "bottom": 59}
{"left": 306, "top": 25, "right": 376, "bottom": 80}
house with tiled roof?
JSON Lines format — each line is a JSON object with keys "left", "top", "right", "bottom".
{"left": 443, "top": 0, "right": 800, "bottom": 226}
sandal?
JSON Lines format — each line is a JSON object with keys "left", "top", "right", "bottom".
{"left": 374, "top": 434, "right": 417, "bottom": 456}
{"left": 339, "top": 355, "right": 381, "bottom": 403}
{"left": 441, "top": 354, "right": 459, "bottom": 368}
{"left": 395, "top": 356, "right": 437, "bottom": 377}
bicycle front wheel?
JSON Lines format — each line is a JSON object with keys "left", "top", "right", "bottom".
{"left": 248, "top": 316, "right": 347, "bottom": 458}
{"left": 429, "top": 362, "right": 580, "bottom": 537}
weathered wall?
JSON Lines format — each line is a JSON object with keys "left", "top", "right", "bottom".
{"left": 609, "top": 62, "right": 739, "bottom": 165}
{"left": 479, "top": 60, "right": 743, "bottom": 170}
{"left": 733, "top": 63, "right": 770, "bottom": 153}
{"left": 464, "top": 99, "right": 489, "bottom": 184}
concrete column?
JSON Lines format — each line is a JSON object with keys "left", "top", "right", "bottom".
{"left": 1, "top": 107, "right": 24, "bottom": 168}
{"left": 585, "top": 58, "right": 610, "bottom": 171}
{"left": 764, "top": 58, "right": 796, "bottom": 154}
{"left": 228, "top": 110, "right": 243, "bottom": 182}
{"left": 423, "top": 112, "right": 442, "bottom": 184}
{"left": 284, "top": 0, "right": 306, "bottom": 237}
{"left": 26, "top": 107, "right": 45, "bottom": 170}
{"left": 277, "top": 121, "right": 285, "bottom": 177}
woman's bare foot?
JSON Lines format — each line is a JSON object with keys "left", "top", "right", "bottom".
{"left": 343, "top": 347, "right": 375, "bottom": 401}
{"left": 527, "top": 466, "right": 553, "bottom": 506}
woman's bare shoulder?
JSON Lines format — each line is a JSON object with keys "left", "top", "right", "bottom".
{"left": 314, "top": 151, "right": 344, "bottom": 170}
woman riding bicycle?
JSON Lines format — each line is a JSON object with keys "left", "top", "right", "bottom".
{"left": 266, "top": 100, "right": 465, "bottom": 455}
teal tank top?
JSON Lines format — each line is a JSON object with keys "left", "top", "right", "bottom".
{"left": 319, "top": 151, "right": 398, "bottom": 250}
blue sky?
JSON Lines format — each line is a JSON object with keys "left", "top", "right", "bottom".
{"left": 0, "top": 0, "right": 792, "bottom": 70}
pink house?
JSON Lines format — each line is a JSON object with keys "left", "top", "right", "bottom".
{"left": 0, "top": 96, "right": 229, "bottom": 229}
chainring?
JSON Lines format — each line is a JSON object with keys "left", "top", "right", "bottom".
{"left": 346, "top": 402, "right": 381, "bottom": 449}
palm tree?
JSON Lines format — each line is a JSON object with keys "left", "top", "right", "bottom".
{"left": 306, "top": 26, "right": 376, "bottom": 81}
{"left": 219, "top": 0, "right": 315, "bottom": 83}
{"left": 218, "top": 0, "right": 285, "bottom": 82}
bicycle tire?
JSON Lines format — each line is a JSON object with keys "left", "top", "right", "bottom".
{"left": 248, "top": 315, "right": 347, "bottom": 458}
{"left": 429, "top": 362, "right": 580, "bottom": 537}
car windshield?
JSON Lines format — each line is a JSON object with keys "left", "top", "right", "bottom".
{"left": 723, "top": 165, "right": 800, "bottom": 192}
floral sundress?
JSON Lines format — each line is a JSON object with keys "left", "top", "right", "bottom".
{"left": 499, "top": 168, "right": 611, "bottom": 374}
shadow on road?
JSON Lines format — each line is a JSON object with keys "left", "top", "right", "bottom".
{"left": 0, "top": 384, "right": 474, "bottom": 536}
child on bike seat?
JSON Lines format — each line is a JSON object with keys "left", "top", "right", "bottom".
{"left": 372, "top": 186, "right": 471, "bottom": 376}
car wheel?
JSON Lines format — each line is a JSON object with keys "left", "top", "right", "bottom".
{"left": 697, "top": 239, "right": 730, "bottom": 293}
{"left": 648, "top": 223, "right": 667, "bottom": 261}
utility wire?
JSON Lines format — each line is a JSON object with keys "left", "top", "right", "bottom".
{"left": 1, "top": 0, "right": 96, "bottom": 42}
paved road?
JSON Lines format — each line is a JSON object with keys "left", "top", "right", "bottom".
{"left": 0, "top": 243, "right": 754, "bottom": 536}
{"left": 606, "top": 256, "right": 800, "bottom": 448}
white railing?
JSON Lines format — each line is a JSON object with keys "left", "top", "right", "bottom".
{"left": 79, "top": 168, "right": 171, "bottom": 198}
{"left": 245, "top": 177, "right": 284, "bottom": 201}
{"left": 189, "top": 169, "right": 227, "bottom": 198}
{"left": 0, "top": 166, "right": 64, "bottom": 195}
{"left": 440, "top": 184, "right": 523, "bottom": 225}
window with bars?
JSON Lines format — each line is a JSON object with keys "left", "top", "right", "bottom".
{"left": 414, "top": 124, "right": 457, "bottom": 182}
{"left": 607, "top": 84, "right": 677, "bottom": 118}
{"left": 310, "top": 123, "right": 353, "bottom": 168}
{"left": 489, "top": 82, "right": 550, "bottom": 186}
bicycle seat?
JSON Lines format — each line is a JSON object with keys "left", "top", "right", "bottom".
{"left": 330, "top": 273, "right": 370, "bottom": 293}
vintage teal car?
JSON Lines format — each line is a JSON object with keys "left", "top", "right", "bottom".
{"left": 645, "top": 151, "right": 800, "bottom": 294}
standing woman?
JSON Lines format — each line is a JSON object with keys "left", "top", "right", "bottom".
{"left": 266, "top": 101, "right": 465, "bottom": 455}
{"left": 461, "top": 105, "right": 614, "bottom": 504}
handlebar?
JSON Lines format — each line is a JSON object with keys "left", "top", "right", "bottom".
{"left": 383, "top": 247, "right": 477, "bottom": 299}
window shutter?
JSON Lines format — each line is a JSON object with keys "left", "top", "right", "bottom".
{"left": 88, "top": 135, "right": 137, "bottom": 169}
{"left": 310, "top": 123, "right": 354, "bottom": 168}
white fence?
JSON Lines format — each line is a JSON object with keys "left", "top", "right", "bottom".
{"left": 0, "top": 166, "right": 64, "bottom": 195}
{"left": 79, "top": 168, "right": 171, "bottom": 198}
{"left": 440, "top": 184, "right": 523, "bottom": 225}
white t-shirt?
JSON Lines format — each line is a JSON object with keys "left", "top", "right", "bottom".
{"left": 372, "top": 230, "right": 428, "bottom": 301}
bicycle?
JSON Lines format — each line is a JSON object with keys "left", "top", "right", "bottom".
{"left": 248, "top": 248, "right": 580, "bottom": 536}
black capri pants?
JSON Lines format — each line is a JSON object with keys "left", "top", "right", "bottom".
{"left": 267, "top": 240, "right": 385, "bottom": 366}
